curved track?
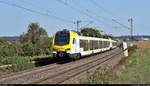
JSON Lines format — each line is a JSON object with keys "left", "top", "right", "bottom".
{"left": 0, "top": 48, "right": 123, "bottom": 84}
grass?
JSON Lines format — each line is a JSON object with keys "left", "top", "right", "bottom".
{"left": 29, "top": 54, "right": 52, "bottom": 61}
{"left": 0, "top": 55, "right": 52, "bottom": 76}
{"left": 112, "top": 48, "right": 150, "bottom": 84}
{"left": 0, "top": 56, "right": 35, "bottom": 73}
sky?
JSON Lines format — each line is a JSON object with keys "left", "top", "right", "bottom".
{"left": 0, "top": 0, "right": 150, "bottom": 37}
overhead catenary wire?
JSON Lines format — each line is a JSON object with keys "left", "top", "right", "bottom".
{"left": 0, "top": 0, "right": 73, "bottom": 23}
{"left": 55, "top": 0, "right": 110, "bottom": 26}
{"left": 85, "top": 9, "right": 113, "bottom": 27}
{"left": 112, "top": 19, "right": 130, "bottom": 30}
{"left": 89, "top": 0, "right": 131, "bottom": 36}
{"left": 67, "top": 0, "right": 122, "bottom": 35}
{"left": 70, "top": 0, "right": 111, "bottom": 23}
{"left": 89, "top": 0, "right": 121, "bottom": 19}
{"left": 70, "top": 0, "right": 113, "bottom": 28}
{"left": 56, "top": 0, "right": 96, "bottom": 19}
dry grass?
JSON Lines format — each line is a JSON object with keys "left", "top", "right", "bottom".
{"left": 127, "top": 41, "right": 150, "bottom": 50}
{"left": 133, "top": 41, "right": 150, "bottom": 50}
{"left": 112, "top": 48, "right": 150, "bottom": 84}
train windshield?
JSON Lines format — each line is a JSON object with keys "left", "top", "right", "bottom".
{"left": 55, "top": 31, "right": 70, "bottom": 46}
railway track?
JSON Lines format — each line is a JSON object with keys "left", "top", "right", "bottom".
{"left": 31, "top": 48, "right": 124, "bottom": 84}
{"left": 0, "top": 48, "right": 123, "bottom": 84}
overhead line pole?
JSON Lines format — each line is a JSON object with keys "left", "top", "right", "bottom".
{"left": 112, "top": 18, "right": 134, "bottom": 42}
{"left": 128, "top": 18, "right": 133, "bottom": 41}
{"left": 74, "top": 20, "right": 93, "bottom": 32}
{"left": 77, "top": 20, "right": 81, "bottom": 32}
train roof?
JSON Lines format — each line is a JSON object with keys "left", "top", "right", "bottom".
{"left": 70, "top": 30, "right": 116, "bottom": 41}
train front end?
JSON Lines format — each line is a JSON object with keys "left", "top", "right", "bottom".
{"left": 52, "top": 30, "right": 74, "bottom": 59}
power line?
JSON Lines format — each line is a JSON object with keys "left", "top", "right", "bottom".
{"left": 69, "top": 0, "right": 113, "bottom": 27}
{"left": 56, "top": 0, "right": 96, "bottom": 19}
{"left": 112, "top": 19, "right": 130, "bottom": 30}
{"left": 0, "top": 0, "right": 73, "bottom": 23}
{"left": 89, "top": 0, "right": 121, "bottom": 19}
{"left": 14, "top": 0, "right": 55, "bottom": 15}
{"left": 56, "top": 0, "right": 109, "bottom": 26}
{"left": 85, "top": 9, "right": 113, "bottom": 27}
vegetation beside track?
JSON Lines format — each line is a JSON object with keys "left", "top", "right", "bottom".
{"left": 0, "top": 22, "right": 53, "bottom": 75}
{"left": 66, "top": 45, "right": 143, "bottom": 84}
{"left": 112, "top": 48, "right": 150, "bottom": 84}
{"left": 0, "top": 55, "right": 53, "bottom": 76}
{"left": 72, "top": 44, "right": 150, "bottom": 84}
{"left": 0, "top": 56, "right": 35, "bottom": 72}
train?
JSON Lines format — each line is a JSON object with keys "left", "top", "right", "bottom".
{"left": 52, "top": 29, "right": 117, "bottom": 60}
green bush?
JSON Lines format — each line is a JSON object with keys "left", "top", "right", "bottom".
{"left": 1, "top": 56, "right": 35, "bottom": 72}
{"left": 128, "top": 45, "right": 138, "bottom": 53}
{"left": 44, "top": 48, "right": 51, "bottom": 55}
{"left": 0, "top": 45, "right": 17, "bottom": 57}
{"left": 22, "top": 42, "right": 35, "bottom": 56}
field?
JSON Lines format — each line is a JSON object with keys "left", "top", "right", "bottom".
{"left": 131, "top": 41, "right": 150, "bottom": 50}
{"left": 112, "top": 41, "right": 150, "bottom": 84}
{"left": 112, "top": 48, "right": 150, "bottom": 84}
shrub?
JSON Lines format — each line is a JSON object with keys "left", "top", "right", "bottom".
{"left": 128, "top": 45, "right": 138, "bottom": 53}
{"left": 2, "top": 56, "right": 35, "bottom": 72}
{"left": 22, "top": 42, "right": 35, "bottom": 56}
{"left": 44, "top": 48, "right": 51, "bottom": 55}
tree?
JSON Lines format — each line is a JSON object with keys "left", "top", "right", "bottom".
{"left": 81, "top": 27, "right": 101, "bottom": 37}
{"left": 0, "top": 38, "right": 9, "bottom": 45}
{"left": 81, "top": 27, "right": 114, "bottom": 39}
{"left": 20, "top": 23, "right": 49, "bottom": 44}
{"left": 20, "top": 22, "right": 51, "bottom": 56}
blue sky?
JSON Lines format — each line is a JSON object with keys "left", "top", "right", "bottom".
{"left": 0, "top": 0, "right": 150, "bottom": 37}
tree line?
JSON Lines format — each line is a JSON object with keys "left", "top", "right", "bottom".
{"left": 0, "top": 23, "right": 114, "bottom": 58}
{"left": 0, "top": 23, "right": 52, "bottom": 57}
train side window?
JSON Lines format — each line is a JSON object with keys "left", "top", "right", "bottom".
{"left": 90, "top": 40, "right": 93, "bottom": 50}
{"left": 73, "top": 38, "right": 75, "bottom": 44}
{"left": 80, "top": 39, "right": 88, "bottom": 51}
{"left": 100, "top": 41, "right": 102, "bottom": 49}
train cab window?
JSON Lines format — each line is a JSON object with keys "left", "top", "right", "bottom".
{"left": 55, "top": 31, "right": 70, "bottom": 46}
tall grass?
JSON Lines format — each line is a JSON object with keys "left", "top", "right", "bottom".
{"left": 113, "top": 48, "right": 150, "bottom": 84}
{"left": 0, "top": 56, "right": 35, "bottom": 72}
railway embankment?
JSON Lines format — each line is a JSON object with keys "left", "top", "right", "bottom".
{"left": 69, "top": 44, "right": 150, "bottom": 84}
{"left": 0, "top": 48, "right": 122, "bottom": 84}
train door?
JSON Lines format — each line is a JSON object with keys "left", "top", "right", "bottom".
{"left": 72, "top": 38, "right": 80, "bottom": 54}
{"left": 72, "top": 38, "right": 76, "bottom": 53}
{"left": 110, "top": 41, "right": 112, "bottom": 49}
{"left": 75, "top": 38, "right": 80, "bottom": 53}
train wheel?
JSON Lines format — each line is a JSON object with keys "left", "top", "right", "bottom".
{"left": 72, "top": 54, "right": 80, "bottom": 61}
{"left": 76, "top": 53, "right": 81, "bottom": 60}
